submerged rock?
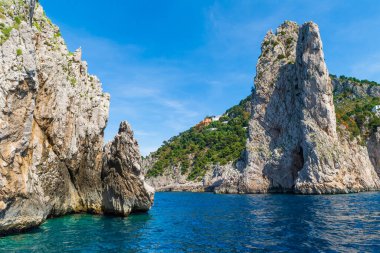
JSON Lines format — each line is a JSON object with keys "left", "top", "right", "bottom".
{"left": 0, "top": 1, "right": 153, "bottom": 235}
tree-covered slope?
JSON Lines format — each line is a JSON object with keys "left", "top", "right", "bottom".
{"left": 332, "top": 75, "right": 380, "bottom": 144}
{"left": 145, "top": 75, "right": 380, "bottom": 182}
{"left": 146, "top": 96, "right": 251, "bottom": 181}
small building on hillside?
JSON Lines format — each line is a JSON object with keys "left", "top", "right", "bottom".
{"left": 211, "top": 115, "right": 222, "bottom": 121}
{"left": 372, "top": 105, "right": 380, "bottom": 117}
{"left": 195, "top": 117, "right": 213, "bottom": 130}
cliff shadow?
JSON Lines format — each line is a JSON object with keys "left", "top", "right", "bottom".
{"left": 259, "top": 62, "right": 304, "bottom": 192}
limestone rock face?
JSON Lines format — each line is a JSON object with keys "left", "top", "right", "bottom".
{"left": 0, "top": 1, "right": 153, "bottom": 235}
{"left": 241, "top": 21, "right": 380, "bottom": 194}
{"left": 332, "top": 78, "right": 380, "bottom": 98}
{"left": 143, "top": 21, "right": 379, "bottom": 195}
{"left": 102, "top": 122, "right": 154, "bottom": 215}
{"left": 208, "top": 162, "right": 244, "bottom": 194}
{"left": 368, "top": 127, "right": 380, "bottom": 176}
{"left": 145, "top": 161, "right": 243, "bottom": 193}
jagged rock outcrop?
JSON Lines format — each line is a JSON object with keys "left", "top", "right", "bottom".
{"left": 145, "top": 21, "right": 380, "bottom": 195}
{"left": 144, "top": 34, "right": 380, "bottom": 193}
{"left": 142, "top": 21, "right": 379, "bottom": 195}
{"left": 0, "top": 1, "right": 153, "bottom": 235}
{"left": 102, "top": 122, "right": 154, "bottom": 215}
{"left": 143, "top": 96, "right": 251, "bottom": 192}
{"left": 239, "top": 21, "right": 380, "bottom": 194}
{"left": 145, "top": 162, "right": 243, "bottom": 193}
{"left": 368, "top": 127, "right": 380, "bottom": 176}
{"left": 332, "top": 77, "right": 380, "bottom": 98}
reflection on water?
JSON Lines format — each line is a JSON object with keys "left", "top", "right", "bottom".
{"left": 0, "top": 192, "right": 380, "bottom": 252}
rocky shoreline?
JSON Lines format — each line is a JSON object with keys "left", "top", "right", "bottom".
{"left": 0, "top": 1, "right": 379, "bottom": 237}
{"left": 145, "top": 21, "right": 380, "bottom": 194}
{"left": 0, "top": 1, "right": 153, "bottom": 235}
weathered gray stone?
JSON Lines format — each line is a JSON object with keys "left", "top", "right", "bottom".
{"left": 143, "top": 21, "right": 379, "bottom": 195}
{"left": 0, "top": 1, "right": 153, "bottom": 235}
{"left": 145, "top": 162, "right": 243, "bottom": 193}
{"left": 102, "top": 122, "right": 154, "bottom": 215}
{"left": 332, "top": 78, "right": 380, "bottom": 98}
{"left": 241, "top": 21, "right": 380, "bottom": 194}
{"left": 368, "top": 127, "right": 380, "bottom": 176}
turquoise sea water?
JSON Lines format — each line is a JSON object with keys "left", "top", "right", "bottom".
{"left": 1, "top": 192, "right": 380, "bottom": 252}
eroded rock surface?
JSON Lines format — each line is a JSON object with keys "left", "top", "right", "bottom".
{"left": 240, "top": 21, "right": 380, "bottom": 194}
{"left": 0, "top": 1, "right": 153, "bottom": 235}
{"left": 332, "top": 78, "right": 380, "bottom": 98}
{"left": 102, "top": 122, "right": 154, "bottom": 215}
{"left": 145, "top": 162, "right": 243, "bottom": 193}
{"left": 143, "top": 21, "right": 379, "bottom": 194}
{"left": 368, "top": 127, "right": 380, "bottom": 176}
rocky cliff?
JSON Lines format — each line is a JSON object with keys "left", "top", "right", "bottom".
{"left": 239, "top": 21, "right": 380, "bottom": 194}
{"left": 102, "top": 122, "right": 154, "bottom": 215}
{"left": 143, "top": 96, "right": 251, "bottom": 192}
{"left": 145, "top": 21, "right": 380, "bottom": 194}
{"left": 0, "top": 1, "right": 153, "bottom": 235}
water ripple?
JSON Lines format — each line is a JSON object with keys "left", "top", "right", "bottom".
{"left": 1, "top": 192, "right": 380, "bottom": 252}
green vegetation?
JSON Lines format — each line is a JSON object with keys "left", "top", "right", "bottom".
{"left": 54, "top": 31, "right": 61, "bottom": 39}
{"left": 0, "top": 23, "right": 13, "bottom": 44}
{"left": 331, "top": 74, "right": 380, "bottom": 143}
{"left": 14, "top": 16, "right": 21, "bottom": 25}
{"left": 0, "top": 3, "right": 24, "bottom": 45}
{"left": 146, "top": 96, "right": 251, "bottom": 181}
{"left": 262, "top": 40, "right": 270, "bottom": 47}
{"left": 147, "top": 74, "right": 380, "bottom": 181}
{"left": 33, "top": 8, "right": 57, "bottom": 32}
{"left": 330, "top": 74, "right": 379, "bottom": 87}
{"left": 335, "top": 94, "right": 380, "bottom": 143}
{"left": 0, "top": 6, "right": 5, "bottom": 19}
{"left": 69, "top": 77, "right": 77, "bottom": 87}
{"left": 16, "top": 48, "right": 22, "bottom": 56}
{"left": 33, "top": 21, "right": 41, "bottom": 32}
{"left": 285, "top": 37, "right": 293, "bottom": 46}
{"left": 277, "top": 54, "right": 286, "bottom": 60}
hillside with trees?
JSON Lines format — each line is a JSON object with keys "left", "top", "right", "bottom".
{"left": 145, "top": 75, "right": 380, "bottom": 182}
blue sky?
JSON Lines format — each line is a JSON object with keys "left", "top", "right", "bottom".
{"left": 40, "top": 0, "right": 380, "bottom": 155}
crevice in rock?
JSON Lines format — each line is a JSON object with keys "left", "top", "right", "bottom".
{"left": 291, "top": 146, "right": 304, "bottom": 184}
{"left": 31, "top": 115, "right": 84, "bottom": 208}
{"left": 368, "top": 130, "right": 380, "bottom": 178}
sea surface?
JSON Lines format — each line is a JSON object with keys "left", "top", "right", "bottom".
{"left": 1, "top": 192, "right": 380, "bottom": 252}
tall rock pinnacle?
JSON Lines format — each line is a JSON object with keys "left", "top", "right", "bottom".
{"left": 0, "top": 1, "right": 153, "bottom": 235}
{"left": 241, "top": 21, "right": 380, "bottom": 194}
